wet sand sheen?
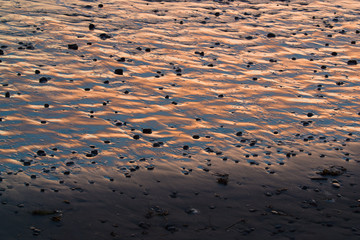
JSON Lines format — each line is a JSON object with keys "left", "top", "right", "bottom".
{"left": 0, "top": 0, "right": 360, "bottom": 239}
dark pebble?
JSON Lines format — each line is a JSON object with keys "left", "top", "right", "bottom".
{"left": 99, "top": 33, "right": 111, "bottom": 40}
{"left": 183, "top": 145, "right": 189, "bottom": 150}
{"left": 98, "top": 4, "right": 103, "bottom": 8}
{"left": 35, "top": 70, "right": 40, "bottom": 74}
{"left": 66, "top": 161, "right": 74, "bottom": 166}
{"left": 165, "top": 224, "right": 178, "bottom": 233}
{"left": 348, "top": 60, "right": 357, "bottom": 65}
{"left": 331, "top": 52, "right": 337, "bottom": 56}
{"left": 143, "top": 129, "right": 152, "bottom": 134}
{"left": 267, "top": 33, "right": 276, "bottom": 38}
{"left": 307, "top": 112, "right": 314, "bottom": 117}
{"left": 236, "top": 131, "right": 242, "bottom": 136}
{"left": 39, "top": 77, "right": 48, "bottom": 83}
{"left": 114, "top": 69, "right": 123, "bottom": 75}
{"left": 30, "top": 175, "right": 37, "bottom": 179}
{"left": 192, "top": 135, "right": 200, "bottom": 139}
{"left": 5, "top": 92, "right": 10, "bottom": 98}
{"left": 68, "top": 44, "right": 78, "bottom": 50}
{"left": 145, "top": 48, "right": 151, "bottom": 52}
{"left": 22, "top": 160, "right": 32, "bottom": 166}
{"left": 37, "top": 150, "right": 46, "bottom": 156}
{"left": 0, "top": 49, "right": 3, "bottom": 55}
{"left": 89, "top": 24, "right": 95, "bottom": 30}
{"left": 133, "top": 135, "right": 140, "bottom": 140}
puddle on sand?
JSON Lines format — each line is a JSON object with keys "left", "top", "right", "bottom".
{"left": 1, "top": 0, "right": 360, "bottom": 239}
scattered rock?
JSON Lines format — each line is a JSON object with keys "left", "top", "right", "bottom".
{"left": 215, "top": 173, "right": 229, "bottom": 185}
{"left": 192, "top": 135, "right": 200, "bottom": 139}
{"left": 99, "top": 33, "right": 111, "bottom": 40}
{"left": 267, "top": 33, "right": 276, "bottom": 38}
{"left": 68, "top": 44, "right": 78, "bottom": 50}
{"left": 185, "top": 207, "right": 200, "bottom": 215}
{"left": 89, "top": 23, "right": 95, "bottom": 30}
{"left": 114, "top": 69, "right": 123, "bottom": 75}
{"left": 39, "top": 77, "right": 49, "bottom": 83}
{"left": 165, "top": 224, "right": 178, "bottom": 233}
{"left": 347, "top": 60, "right": 357, "bottom": 65}
{"left": 37, "top": 150, "right": 46, "bottom": 156}
{"left": 143, "top": 128, "right": 152, "bottom": 134}
{"left": 318, "top": 166, "right": 346, "bottom": 176}
{"left": 236, "top": 131, "right": 242, "bottom": 136}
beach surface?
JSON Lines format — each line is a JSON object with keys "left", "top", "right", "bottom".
{"left": 0, "top": 0, "right": 360, "bottom": 239}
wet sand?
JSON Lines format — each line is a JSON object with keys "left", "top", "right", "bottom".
{"left": 0, "top": 0, "right": 360, "bottom": 239}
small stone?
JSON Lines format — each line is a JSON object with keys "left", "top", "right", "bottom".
{"left": 114, "top": 69, "right": 123, "bottom": 75}
{"left": 143, "top": 128, "right": 152, "bottom": 134}
{"left": 65, "top": 161, "right": 74, "bottom": 166}
{"left": 99, "top": 33, "right": 111, "bottom": 40}
{"left": 5, "top": 92, "right": 10, "bottom": 98}
{"left": 0, "top": 49, "right": 3, "bottom": 55}
{"left": 192, "top": 135, "right": 200, "bottom": 139}
{"left": 332, "top": 182, "right": 341, "bottom": 188}
{"left": 89, "top": 23, "right": 95, "bottom": 30}
{"left": 68, "top": 44, "right": 78, "bottom": 50}
{"left": 347, "top": 60, "right": 357, "bottom": 65}
{"left": 267, "top": 33, "right": 276, "bottom": 38}
{"left": 165, "top": 224, "right": 178, "bottom": 233}
{"left": 35, "top": 70, "right": 40, "bottom": 74}
{"left": 39, "top": 77, "right": 48, "bottom": 83}
{"left": 133, "top": 135, "right": 140, "bottom": 140}
{"left": 318, "top": 166, "right": 346, "bottom": 176}
{"left": 37, "top": 150, "right": 46, "bottom": 156}
{"left": 265, "top": 192, "right": 273, "bottom": 196}
{"left": 185, "top": 208, "right": 199, "bottom": 214}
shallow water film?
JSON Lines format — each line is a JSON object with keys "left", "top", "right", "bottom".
{"left": 1, "top": 0, "right": 360, "bottom": 239}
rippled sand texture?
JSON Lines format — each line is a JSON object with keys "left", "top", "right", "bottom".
{"left": 1, "top": 0, "right": 360, "bottom": 239}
